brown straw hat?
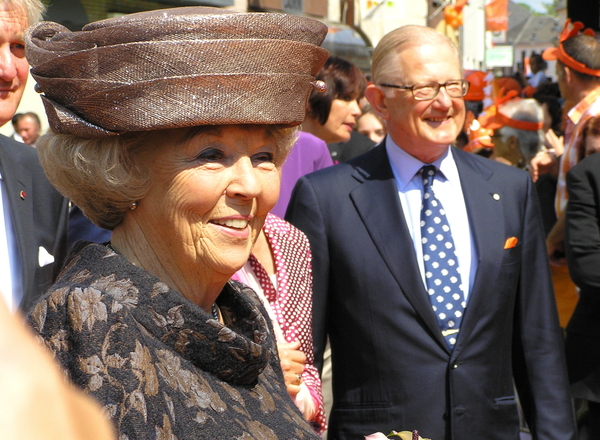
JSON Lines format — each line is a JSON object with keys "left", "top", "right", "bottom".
{"left": 25, "top": 7, "right": 329, "bottom": 137}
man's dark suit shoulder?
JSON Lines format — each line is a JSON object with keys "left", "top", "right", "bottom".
{"left": 0, "top": 134, "right": 69, "bottom": 311}
{"left": 301, "top": 143, "right": 529, "bottom": 185}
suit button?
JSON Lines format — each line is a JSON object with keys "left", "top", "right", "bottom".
{"left": 455, "top": 407, "right": 465, "bottom": 415}
{"left": 451, "top": 363, "right": 458, "bottom": 369}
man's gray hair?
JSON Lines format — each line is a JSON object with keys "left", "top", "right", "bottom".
{"left": 371, "top": 25, "right": 462, "bottom": 85}
{"left": 497, "top": 98, "right": 545, "bottom": 162}
{"left": 2, "top": 0, "right": 45, "bottom": 26}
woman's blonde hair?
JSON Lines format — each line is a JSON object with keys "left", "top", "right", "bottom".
{"left": 37, "top": 125, "right": 297, "bottom": 230}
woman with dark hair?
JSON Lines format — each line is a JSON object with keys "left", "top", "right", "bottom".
{"left": 302, "top": 55, "right": 366, "bottom": 144}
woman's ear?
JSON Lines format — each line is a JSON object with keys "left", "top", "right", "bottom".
{"left": 364, "top": 85, "right": 390, "bottom": 121}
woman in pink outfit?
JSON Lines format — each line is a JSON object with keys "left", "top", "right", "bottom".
{"left": 232, "top": 213, "right": 326, "bottom": 433}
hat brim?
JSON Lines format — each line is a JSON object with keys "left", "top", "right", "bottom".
{"left": 478, "top": 112, "right": 503, "bottom": 130}
{"left": 543, "top": 47, "right": 559, "bottom": 61}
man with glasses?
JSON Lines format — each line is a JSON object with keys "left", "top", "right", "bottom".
{"left": 286, "top": 25, "right": 575, "bottom": 440}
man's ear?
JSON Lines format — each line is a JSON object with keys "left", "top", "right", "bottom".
{"left": 507, "top": 135, "right": 520, "bottom": 153}
{"left": 563, "top": 65, "right": 574, "bottom": 86}
{"left": 365, "top": 84, "right": 390, "bottom": 121}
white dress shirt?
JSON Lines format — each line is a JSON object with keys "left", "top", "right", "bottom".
{"left": 0, "top": 168, "right": 23, "bottom": 311}
{"left": 385, "top": 138, "right": 478, "bottom": 301}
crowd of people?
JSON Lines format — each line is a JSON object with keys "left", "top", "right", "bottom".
{"left": 1, "top": 0, "right": 600, "bottom": 439}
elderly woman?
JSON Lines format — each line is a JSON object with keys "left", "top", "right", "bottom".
{"left": 25, "top": 7, "right": 328, "bottom": 440}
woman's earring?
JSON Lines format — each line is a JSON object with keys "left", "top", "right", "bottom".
{"left": 130, "top": 201, "right": 138, "bottom": 210}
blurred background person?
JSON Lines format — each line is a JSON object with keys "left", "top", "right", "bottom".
{"left": 270, "top": 131, "right": 332, "bottom": 218}
{"left": 14, "top": 112, "right": 41, "bottom": 147}
{"left": 532, "top": 85, "right": 565, "bottom": 238}
{"left": 10, "top": 113, "right": 23, "bottom": 143}
{"left": 531, "top": 20, "right": 600, "bottom": 263}
{"left": 25, "top": 7, "right": 328, "bottom": 439}
{"left": 578, "top": 116, "right": 600, "bottom": 160}
{"left": 479, "top": 97, "right": 545, "bottom": 169}
{"left": 463, "top": 70, "right": 487, "bottom": 118}
{"left": 355, "top": 105, "right": 386, "bottom": 144}
{"left": 302, "top": 55, "right": 363, "bottom": 145}
{"left": 565, "top": 150, "right": 600, "bottom": 440}
{"left": 303, "top": 56, "right": 372, "bottom": 163}
{"left": 527, "top": 53, "right": 548, "bottom": 89}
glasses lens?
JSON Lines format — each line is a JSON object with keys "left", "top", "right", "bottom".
{"left": 412, "top": 83, "right": 438, "bottom": 100}
{"left": 445, "top": 81, "right": 466, "bottom": 97}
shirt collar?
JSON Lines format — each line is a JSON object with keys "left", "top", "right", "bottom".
{"left": 385, "top": 137, "right": 459, "bottom": 190}
{"left": 568, "top": 87, "right": 600, "bottom": 125}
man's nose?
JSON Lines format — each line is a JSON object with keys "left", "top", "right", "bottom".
{"left": 0, "top": 44, "right": 17, "bottom": 82}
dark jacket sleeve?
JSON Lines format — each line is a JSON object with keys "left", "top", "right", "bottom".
{"left": 285, "top": 176, "right": 329, "bottom": 373}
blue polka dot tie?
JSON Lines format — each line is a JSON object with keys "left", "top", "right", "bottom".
{"left": 419, "top": 165, "right": 465, "bottom": 349}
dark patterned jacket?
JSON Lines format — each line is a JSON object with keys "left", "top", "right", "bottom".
{"left": 28, "top": 243, "right": 320, "bottom": 440}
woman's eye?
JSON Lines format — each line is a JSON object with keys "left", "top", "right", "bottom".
{"left": 196, "top": 148, "right": 224, "bottom": 161}
{"left": 253, "top": 152, "right": 275, "bottom": 163}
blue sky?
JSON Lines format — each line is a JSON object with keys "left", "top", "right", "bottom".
{"left": 517, "top": 0, "right": 547, "bottom": 13}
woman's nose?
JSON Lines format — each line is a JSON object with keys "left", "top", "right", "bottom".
{"left": 225, "top": 158, "right": 261, "bottom": 199}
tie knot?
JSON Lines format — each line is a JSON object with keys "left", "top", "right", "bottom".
{"left": 420, "top": 165, "right": 437, "bottom": 187}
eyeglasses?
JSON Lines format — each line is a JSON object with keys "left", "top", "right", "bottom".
{"left": 379, "top": 80, "right": 470, "bottom": 101}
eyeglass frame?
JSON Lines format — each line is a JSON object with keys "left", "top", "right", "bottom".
{"left": 378, "top": 79, "right": 470, "bottom": 101}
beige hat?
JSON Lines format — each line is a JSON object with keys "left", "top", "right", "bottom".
{"left": 25, "top": 7, "right": 329, "bottom": 137}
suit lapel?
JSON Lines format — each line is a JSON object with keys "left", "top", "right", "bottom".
{"left": 0, "top": 140, "right": 35, "bottom": 301}
{"left": 452, "top": 149, "right": 506, "bottom": 353}
{"left": 348, "top": 145, "right": 447, "bottom": 348}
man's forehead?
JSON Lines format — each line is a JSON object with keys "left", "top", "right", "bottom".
{"left": 0, "top": 4, "right": 28, "bottom": 38}
{"left": 384, "top": 44, "right": 460, "bottom": 75}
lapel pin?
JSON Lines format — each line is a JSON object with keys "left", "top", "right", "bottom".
{"left": 19, "top": 190, "right": 26, "bottom": 200}
{"left": 492, "top": 193, "right": 500, "bottom": 200}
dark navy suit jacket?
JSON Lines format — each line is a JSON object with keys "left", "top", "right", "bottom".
{"left": 286, "top": 141, "right": 575, "bottom": 440}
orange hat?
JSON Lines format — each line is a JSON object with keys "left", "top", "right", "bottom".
{"left": 522, "top": 85, "right": 536, "bottom": 98}
{"left": 465, "top": 124, "right": 494, "bottom": 152}
{"left": 543, "top": 19, "right": 600, "bottom": 77}
{"left": 464, "top": 70, "right": 487, "bottom": 101}
{"left": 479, "top": 90, "right": 543, "bottom": 131}
{"left": 494, "top": 77, "right": 522, "bottom": 95}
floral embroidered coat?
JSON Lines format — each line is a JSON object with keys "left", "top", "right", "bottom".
{"left": 28, "top": 243, "right": 321, "bottom": 440}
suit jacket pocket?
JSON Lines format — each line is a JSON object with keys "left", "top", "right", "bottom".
{"left": 502, "top": 245, "right": 521, "bottom": 266}
{"left": 493, "top": 395, "right": 516, "bottom": 407}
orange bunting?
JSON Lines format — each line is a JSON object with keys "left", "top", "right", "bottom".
{"left": 485, "top": 0, "right": 508, "bottom": 32}
{"left": 444, "top": 5, "right": 463, "bottom": 29}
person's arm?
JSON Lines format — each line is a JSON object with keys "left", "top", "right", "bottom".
{"left": 546, "top": 210, "right": 566, "bottom": 265}
{"left": 529, "top": 150, "right": 559, "bottom": 182}
{"left": 512, "top": 174, "right": 576, "bottom": 439}
{"left": 565, "top": 160, "right": 600, "bottom": 289}
{"left": 285, "top": 176, "right": 330, "bottom": 374}
{"left": 0, "top": 294, "right": 115, "bottom": 440}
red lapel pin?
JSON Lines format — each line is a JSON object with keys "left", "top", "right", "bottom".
{"left": 20, "top": 190, "right": 26, "bottom": 200}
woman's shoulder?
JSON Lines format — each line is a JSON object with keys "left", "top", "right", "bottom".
{"left": 28, "top": 243, "right": 152, "bottom": 338}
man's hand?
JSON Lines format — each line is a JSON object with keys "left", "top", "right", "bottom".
{"left": 529, "top": 151, "right": 558, "bottom": 182}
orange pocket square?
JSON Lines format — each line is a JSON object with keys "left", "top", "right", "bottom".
{"left": 504, "top": 237, "right": 518, "bottom": 249}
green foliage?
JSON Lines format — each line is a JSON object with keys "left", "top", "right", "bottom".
{"left": 543, "top": 0, "right": 561, "bottom": 17}
{"left": 516, "top": 1, "right": 559, "bottom": 18}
